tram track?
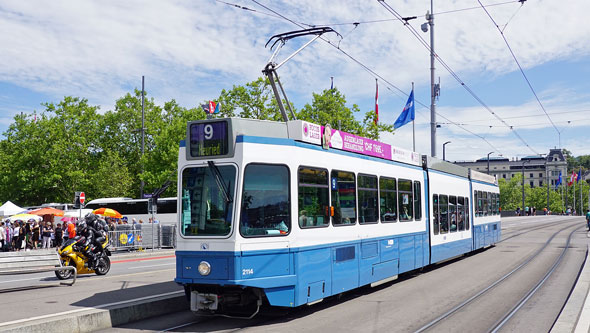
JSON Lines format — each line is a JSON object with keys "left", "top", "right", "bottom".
{"left": 414, "top": 221, "right": 582, "bottom": 333}
{"left": 499, "top": 217, "right": 582, "bottom": 243}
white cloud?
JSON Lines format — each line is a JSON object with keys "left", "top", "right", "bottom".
{"left": 1, "top": 0, "right": 589, "bottom": 157}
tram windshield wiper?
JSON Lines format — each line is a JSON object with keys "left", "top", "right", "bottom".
{"left": 207, "top": 161, "right": 232, "bottom": 203}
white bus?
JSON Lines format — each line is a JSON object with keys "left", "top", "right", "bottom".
{"left": 85, "top": 197, "right": 177, "bottom": 225}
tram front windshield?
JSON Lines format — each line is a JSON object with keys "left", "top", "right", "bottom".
{"left": 181, "top": 165, "right": 236, "bottom": 236}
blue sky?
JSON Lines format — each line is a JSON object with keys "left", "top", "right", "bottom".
{"left": 1, "top": 0, "right": 590, "bottom": 161}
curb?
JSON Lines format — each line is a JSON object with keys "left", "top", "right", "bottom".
{"left": 551, "top": 244, "right": 590, "bottom": 333}
{"left": 0, "top": 292, "right": 186, "bottom": 333}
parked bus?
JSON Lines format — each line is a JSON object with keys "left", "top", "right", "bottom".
{"left": 85, "top": 197, "right": 177, "bottom": 225}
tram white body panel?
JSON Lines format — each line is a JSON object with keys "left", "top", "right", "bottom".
{"left": 428, "top": 171, "right": 471, "bottom": 247}
{"left": 176, "top": 138, "right": 426, "bottom": 251}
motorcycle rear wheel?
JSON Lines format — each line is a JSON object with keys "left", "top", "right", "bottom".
{"left": 95, "top": 255, "right": 111, "bottom": 275}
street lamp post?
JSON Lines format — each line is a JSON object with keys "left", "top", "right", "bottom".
{"left": 487, "top": 152, "right": 494, "bottom": 175}
{"left": 522, "top": 159, "right": 530, "bottom": 214}
{"left": 442, "top": 141, "right": 451, "bottom": 161}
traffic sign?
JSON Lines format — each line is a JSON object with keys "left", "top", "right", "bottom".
{"left": 80, "top": 192, "right": 85, "bottom": 205}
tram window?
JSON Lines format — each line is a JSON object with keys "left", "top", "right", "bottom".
{"left": 181, "top": 165, "right": 236, "bottom": 237}
{"left": 331, "top": 170, "right": 356, "bottom": 225}
{"left": 432, "top": 194, "right": 439, "bottom": 235}
{"left": 496, "top": 193, "right": 500, "bottom": 215}
{"left": 449, "top": 196, "right": 457, "bottom": 232}
{"left": 458, "top": 197, "right": 465, "bottom": 231}
{"left": 439, "top": 195, "right": 448, "bottom": 233}
{"left": 398, "top": 179, "right": 413, "bottom": 222}
{"left": 477, "top": 191, "right": 483, "bottom": 217}
{"left": 473, "top": 190, "right": 478, "bottom": 217}
{"left": 298, "top": 167, "right": 329, "bottom": 228}
{"left": 485, "top": 192, "right": 489, "bottom": 216}
{"left": 358, "top": 174, "right": 378, "bottom": 224}
{"left": 491, "top": 193, "right": 496, "bottom": 215}
{"left": 240, "top": 164, "right": 291, "bottom": 237}
{"left": 465, "top": 198, "right": 470, "bottom": 230}
{"left": 379, "top": 177, "right": 397, "bottom": 223}
{"left": 414, "top": 181, "right": 422, "bottom": 220}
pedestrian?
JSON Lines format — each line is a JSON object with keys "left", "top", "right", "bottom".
{"left": 14, "top": 221, "right": 23, "bottom": 251}
{"left": 516, "top": 207, "right": 521, "bottom": 216}
{"left": 67, "top": 221, "right": 76, "bottom": 240}
{"left": 32, "top": 221, "right": 40, "bottom": 249}
{"left": 6, "top": 221, "right": 13, "bottom": 251}
{"left": 586, "top": 209, "right": 590, "bottom": 231}
{"left": 54, "top": 223, "right": 63, "bottom": 248}
{"left": 0, "top": 221, "right": 5, "bottom": 251}
{"left": 42, "top": 222, "right": 53, "bottom": 248}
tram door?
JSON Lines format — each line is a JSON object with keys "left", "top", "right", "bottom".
{"left": 331, "top": 171, "right": 360, "bottom": 293}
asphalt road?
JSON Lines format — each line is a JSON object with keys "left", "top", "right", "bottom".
{"left": 99, "top": 216, "right": 588, "bottom": 333}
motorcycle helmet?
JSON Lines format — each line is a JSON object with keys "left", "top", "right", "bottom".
{"left": 77, "top": 220, "right": 87, "bottom": 232}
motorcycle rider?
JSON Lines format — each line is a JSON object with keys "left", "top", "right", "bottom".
{"left": 78, "top": 214, "right": 105, "bottom": 270}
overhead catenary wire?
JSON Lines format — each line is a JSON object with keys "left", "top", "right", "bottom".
{"left": 378, "top": 0, "right": 537, "bottom": 155}
{"left": 476, "top": 0, "right": 560, "bottom": 142}
{"left": 249, "top": 0, "right": 503, "bottom": 154}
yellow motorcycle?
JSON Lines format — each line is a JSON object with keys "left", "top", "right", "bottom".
{"left": 55, "top": 236, "right": 111, "bottom": 279}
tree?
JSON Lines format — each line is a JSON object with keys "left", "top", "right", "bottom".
{"left": 216, "top": 77, "right": 286, "bottom": 121}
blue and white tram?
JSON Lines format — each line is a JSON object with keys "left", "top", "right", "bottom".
{"left": 174, "top": 118, "right": 500, "bottom": 315}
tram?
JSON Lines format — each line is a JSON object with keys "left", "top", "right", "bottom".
{"left": 174, "top": 117, "right": 500, "bottom": 316}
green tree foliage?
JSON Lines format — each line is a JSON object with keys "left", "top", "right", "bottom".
{"left": 0, "top": 78, "right": 398, "bottom": 206}
{"left": 298, "top": 88, "right": 394, "bottom": 140}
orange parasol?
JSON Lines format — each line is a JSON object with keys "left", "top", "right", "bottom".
{"left": 29, "top": 207, "right": 65, "bottom": 216}
{"left": 92, "top": 207, "right": 123, "bottom": 218}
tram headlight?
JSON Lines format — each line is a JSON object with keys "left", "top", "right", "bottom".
{"left": 198, "top": 261, "right": 211, "bottom": 276}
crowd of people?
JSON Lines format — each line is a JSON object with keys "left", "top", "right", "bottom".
{"left": 0, "top": 219, "right": 70, "bottom": 252}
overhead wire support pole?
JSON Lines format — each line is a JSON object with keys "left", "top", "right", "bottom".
{"left": 140, "top": 75, "right": 145, "bottom": 199}
{"left": 428, "top": 0, "right": 437, "bottom": 158}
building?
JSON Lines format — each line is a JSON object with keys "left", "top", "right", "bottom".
{"left": 454, "top": 149, "right": 568, "bottom": 188}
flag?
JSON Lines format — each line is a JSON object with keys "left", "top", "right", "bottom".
{"left": 569, "top": 171, "right": 577, "bottom": 185}
{"left": 330, "top": 77, "right": 334, "bottom": 90}
{"left": 394, "top": 90, "right": 415, "bottom": 129}
{"left": 374, "top": 79, "right": 379, "bottom": 125}
{"left": 556, "top": 171, "right": 562, "bottom": 189}
{"left": 577, "top": 169, "right": 582, "bottom": 183}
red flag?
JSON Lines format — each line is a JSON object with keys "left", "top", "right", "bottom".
{"left": 208, "top": 101, "right": 216, "bottom": 114}
{"left": 374, "top": 79, "right": 379, "bottom": 125}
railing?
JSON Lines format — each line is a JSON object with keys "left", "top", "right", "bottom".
{"left": 107, "top": 224, "right": 176, "bottom": 251}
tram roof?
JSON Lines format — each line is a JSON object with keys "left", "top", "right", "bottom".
{"left": 422, "top": 155, "right": 469, "bottom": 178}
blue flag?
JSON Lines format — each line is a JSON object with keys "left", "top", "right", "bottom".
{"left": 555, "top": 171, "right": 562, "bottom": 189}
{"left": 577, "top": 169, "right": 582, "bottom": 183}
{"left": 394, "top": 90, "right": 415, "bottom": 129}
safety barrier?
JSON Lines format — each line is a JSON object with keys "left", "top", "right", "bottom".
{"left": 108, "top": 224, "right": 176, "bottom": 250}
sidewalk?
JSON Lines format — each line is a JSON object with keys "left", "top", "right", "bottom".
{"left": 552, "top": 243, "right": 590, "bottom": 332}
{"left": 0, "top": 249, "right": 185, "bottom": 333}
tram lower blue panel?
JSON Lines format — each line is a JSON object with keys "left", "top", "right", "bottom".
{"left": 473, "top": 221, "right": 501, "bottom": 249}
{"left": 430, "top": 238, "right": 473, "bottom": 264}
{"left": 176, "top": 232, "right": 432, "bottom": 308}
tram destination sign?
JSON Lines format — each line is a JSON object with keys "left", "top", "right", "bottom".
{"left": 187, "top": 120, "right": 232, "bottom": 159}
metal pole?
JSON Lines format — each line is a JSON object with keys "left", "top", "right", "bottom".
{"left": 151, "top": 199, "right": 155, "bottom": 252}
{"left": 580, "top": 167, "right": 583, "bottom": 215}
{"left": 412, "top": 82, "right": 415, "bottom": 152}
{"left": 487, "top": 152, "right": 493, "bottom": 175}
{"left": 442, "top": 141, "right": 450, "bottom": 161}
{"left": 140, "top": 76, "right": 145, "bottom": 199}
{"left": 522, "top": 162, "right": 525, "bottom": 213}
{"left": 429, "top": 1, "right": 437, "bottom": 158}
{"left": 546, "top": 160, "right": 549, "bottom": 212}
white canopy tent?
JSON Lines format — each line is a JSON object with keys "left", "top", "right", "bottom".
{"left": 0, "top": 201, "right": 25, "bottom": 217}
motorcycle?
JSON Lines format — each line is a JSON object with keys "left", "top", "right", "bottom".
{"left": 55, "top": 236, "right": 111, "bottom": 279}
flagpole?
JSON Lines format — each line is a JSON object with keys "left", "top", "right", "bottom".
{"left": 412, "top": 82, "right": 415, "bottom": 152}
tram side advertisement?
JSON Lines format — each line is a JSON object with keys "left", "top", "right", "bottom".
{"left": 187, "top": 120, "right": 232, "bottom": 159}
